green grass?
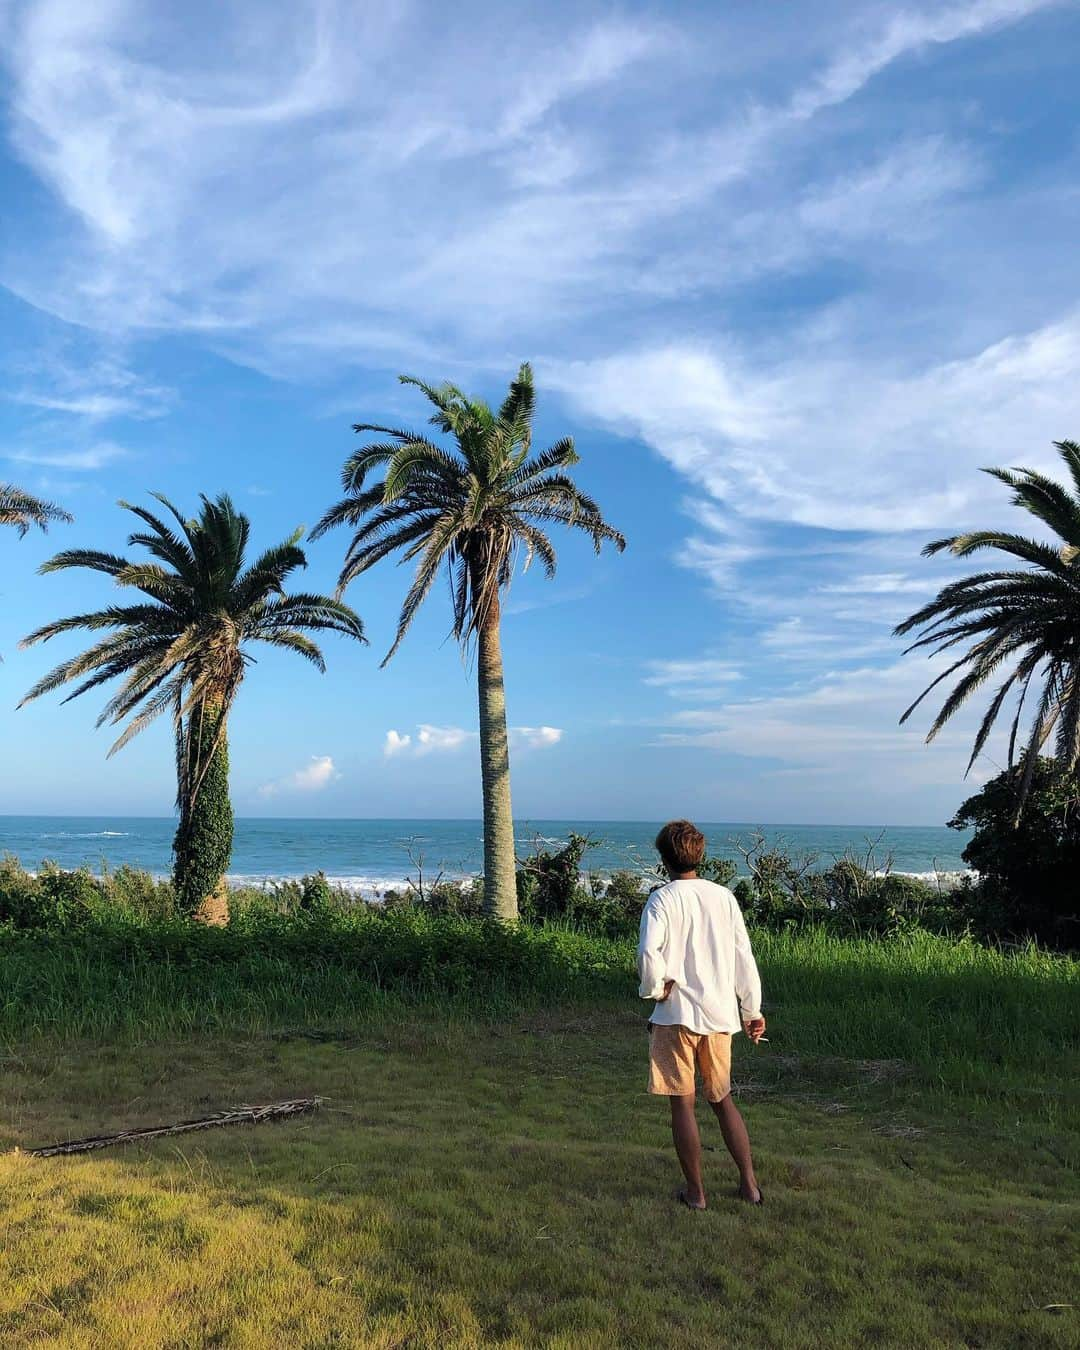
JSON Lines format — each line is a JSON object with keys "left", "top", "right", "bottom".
{"left": 2, "top": 916, "right": 1076, "bottom": 1113}
{"left": 1, "top": 919, "right": 1077, "bottom": 1345}
{"left": 1, "top": 1012, "right": 1077, "bottom": 1348}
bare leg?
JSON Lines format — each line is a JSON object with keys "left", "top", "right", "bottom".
{"left": 709, "top": 1094, "right": 761, "bottom": 1202}
{"left": 669, "top": 1095, "right": 706, "bottom": 1208}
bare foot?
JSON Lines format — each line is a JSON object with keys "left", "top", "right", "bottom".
{"left": 676, "top": 1187, "right": 707, "bottom": 1210}
{"left": 736, "top": 1180, "right": 763, "bottom": 1204}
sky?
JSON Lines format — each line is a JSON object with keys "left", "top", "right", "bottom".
{"left": 1, "top": 0, "right": 1078, "bottom": 824}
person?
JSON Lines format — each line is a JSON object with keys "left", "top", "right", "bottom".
{"left": 638, "top": 819, "right": 766, "bottom": 1209}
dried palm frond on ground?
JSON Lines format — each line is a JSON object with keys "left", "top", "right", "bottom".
{"left": 22, "top": 1097, "right": 324, "bottom": 1157}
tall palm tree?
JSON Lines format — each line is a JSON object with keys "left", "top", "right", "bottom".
{"left": 896, "top": 440, "right": 1080, "bottom": 808}
{"left": 1, "top": 484, "right": 71, "bottom": 535}
{"left": 312, "top": 363, "right": 625, "bottom": 921}
{"left": 20, "top": 493, "right": 365, "bottom": 921}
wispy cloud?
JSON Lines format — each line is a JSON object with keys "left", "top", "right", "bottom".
{"left": 0, "top": 0, "right": 1072, "bottom": 817}
{"left": 653, "top": 652, "right": 1000, "bottom": 787}
{"left": 644, "top": 658, "right": 744, "bottom": 701}
{"left": 0, "top": 0, "right": 1053, "bottom": 368}
{"left": 553, "top": 313, "right": 1080, "bottom": 541}
{"left": 4, "top": 440, "right": 128, "bottom": 470}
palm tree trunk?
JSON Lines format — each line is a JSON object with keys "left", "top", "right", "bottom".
{"left": 173, "top": 702, "right": 234, "bottom": 924}
{"left": 476, "top": 596, "right": 518, "bottom": 921}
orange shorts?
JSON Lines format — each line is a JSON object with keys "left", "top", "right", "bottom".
{"left": 648, "top": 1023, "right": 732, "bottom": 1101}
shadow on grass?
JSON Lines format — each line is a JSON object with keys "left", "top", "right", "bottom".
{"left": 1, "top": 1013, "right": 1078, "bottom": 1349}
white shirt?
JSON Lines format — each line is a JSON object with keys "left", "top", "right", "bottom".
{"left": 637, "top": 878, "right": 762, "bottom": 1035}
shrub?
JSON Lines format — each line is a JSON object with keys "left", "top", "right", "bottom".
{"left": 383, "top": 878, "right": 485, "bottom": 919}
{"left": 298, "top": 871, "right": 334, "bottom": 912}
{"left": 1, "top": 862, "right": 106, "bottom": 929}
{"left": 0, "top": 854, "right": 46, "bottom": 929}
{"left": 598, "top": 870, "right": 644, "bottom": 904}
{"left": 516, "top": 836, "right": 653, "bottom": 938}
{"left": 699, "top": 855, "right": 738, "bottom": 887}
{"left": 517, "top": 833, "right": 595, "bottom": 923}
{"left": 949, "top": 759, "right": 1080, "bottom": 947}
{"left": 728, "top": 833, "right": 964, "bottom": 937}
{"left": 107, "top": 865, "right": 177, "bottom": 921}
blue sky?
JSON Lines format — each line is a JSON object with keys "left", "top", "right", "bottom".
{"left": 1, "top": 0, "right": 1078, "bottom": 824}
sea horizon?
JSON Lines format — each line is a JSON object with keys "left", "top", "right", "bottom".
{"left": 0, "top": 815, "right": 974, "bottom": 894}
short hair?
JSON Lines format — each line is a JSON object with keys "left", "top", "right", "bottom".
{"left": 655, "top": 819, "right": 706, "bottom": 874}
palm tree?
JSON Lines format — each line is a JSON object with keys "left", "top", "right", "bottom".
{"left": 312, "top": 363, "right": 625, "bottom": 921}
{"left": 896, "top": 440, "right": 1080, "bottom": 808}
{"left": 1, "top": 484, "right": 71, "bottom": 535}
{"left": 20, "top": 493, "right": 366, "bottom": 921}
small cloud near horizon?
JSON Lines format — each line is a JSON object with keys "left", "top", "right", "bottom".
{"left": 384, "top": 724, "right": 563, "bottom": 757}
{"left": 258, "top": 755, "right": 340, "bottom": 796}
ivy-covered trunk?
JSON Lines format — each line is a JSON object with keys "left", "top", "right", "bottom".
{"left": 476, "top": 592, "right": 518, "bottom": 922}
{"left": 173, "top": 701, "right": 234, "bottom": 924}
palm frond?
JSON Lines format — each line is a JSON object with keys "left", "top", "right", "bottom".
{"left": 898, "top": 441, "right": 1080, "bottom": 804}
{"left": 921, "top": 531, "right": 1072, "bottom": 576}
{"left": 20, "top": 494, "right": 365, "bottom": 779}
{"left": 318, "top": 365, "right": 624, "bottom": 663}
{"left": 38, "top": 549, "right": 130, "bottom": 578}
{"left": 0, "top": 484, "right": 72, "bottom": 536}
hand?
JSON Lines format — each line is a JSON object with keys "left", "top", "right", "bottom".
{"left": 657, "top": 980, "right": 676, "bottom": 1002}
{"left": 743, "top": 1016, "right": 766, "bottom": 1044}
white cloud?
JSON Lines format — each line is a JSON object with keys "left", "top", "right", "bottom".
{"left": 0, "top": 0, "right": 1066, "bottom": 820}
{"left": 819, "top": 573, "right": 935, "bottom": 596}
{"left": 0, "top": 0, "right": 1053, "bottom": 369}
{"left": 258, "top": 754, "right": 340, "bottom": 796}
{"left": 384, "top": 723, "right": 563, "bottom": 756}
{"left": 785, "top": 0, "right": 1057, "bottom": 122}
{"left": 760, "top": 617, "right": 895, "bottom": 663}
{"left": 416, "top": 724, "right": 474, "bottom": 755}
{"left": 0, "top": 4, "right": 669, "bottom": 353}
{"left": 797, "top": 137, "right": 981, "bottom": 240}
{"left": 553, "top": 313, "right": 1080, "bottom": 538}
{"left": 644, "top": 658, "right": 744, "bottom": 701}
{"left": 4, "top": 352, "right": 173, "bottom": 422}
{"left": 384, "top": 724, "right": 475, "bottom": 758}
{"left": 512, "top": 725, "right": 563, "bottom": 750}
{"left": 383, "top": 730, "right": 412, "bottom": 758}
{"left": 654, "top": 652, "right": 1003, "bottom": 787}
{"left": 3, "top": 439, "right": 127, "bottom": 469}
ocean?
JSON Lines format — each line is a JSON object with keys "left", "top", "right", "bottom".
{"left": 0, "top": 816, "right": 972, "bottom": 896}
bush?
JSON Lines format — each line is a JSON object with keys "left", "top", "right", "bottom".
{"left": 297, "top": 871, "right": 334, "bottom": 912}
{"left": 517, "top": 833, "right": 595, "bottom": 923}
{"left": 698, "top": 855, "right": 738, "bottom": 887}
{"left": 516, "top": 836, "right": 652, "bottom": 938}
{"left": 0, "top": 858, "right": 179, "bottom": 929}
{"left": 107, "top": 865, "right": 177, "bottom": 921}
{"left": 727, "top": 833, "right": 963, "bottom": 937}
{"left": 0, "top": 854, "right": 47, "bottom": 929}
{"left": 949, "top": 759, "right": 1080, "bottom": 947}
{"left": 0, "top": 859, "right": 108, "bottom": 930}
{"left": 383, "top": 878, "right": 485, "bottom": 919}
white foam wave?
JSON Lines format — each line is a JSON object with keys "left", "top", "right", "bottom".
{"left": 40, "top": 830, "right": 130, "bottom": 839}
{"left": 225, "top": 871, "right": 480, "bottom": 899}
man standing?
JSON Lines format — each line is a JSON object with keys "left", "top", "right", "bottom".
{"left": 638, "top": 820, "right": 766, "bottom": 1208}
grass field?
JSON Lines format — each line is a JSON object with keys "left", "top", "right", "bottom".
{"left": 1, "top": 921, "right": 1077, "bottom": 1347}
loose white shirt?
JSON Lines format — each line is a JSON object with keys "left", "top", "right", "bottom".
{"left": 637, "top": 878, "right": 762, "bottom": 1034}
